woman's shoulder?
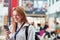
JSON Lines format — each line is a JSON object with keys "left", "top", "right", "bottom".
{"left": 24, "top": 23, "right": 34, "bottom": 27}
{"left": 24, "top": 23, "right": 35, "bottom": 30}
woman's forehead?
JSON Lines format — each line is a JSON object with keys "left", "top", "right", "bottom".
{"left": 12, "top": 10, "right": 22, "bottom": 17}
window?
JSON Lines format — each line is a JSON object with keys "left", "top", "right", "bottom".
{"left": 52, "top": 0, "right": 54, "bottom": 4}
{"left": 56, "top": 0, "right": 59, "bottom": 2}
{"left": 4, "top": 0, "right": 9, "bottom": 7}
{"left": 49, "top": 0, "right": 51, "bottom": 6}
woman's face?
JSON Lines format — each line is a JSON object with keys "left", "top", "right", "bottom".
{"left": 12, "top": 10, "right": 22, "bottom": 23}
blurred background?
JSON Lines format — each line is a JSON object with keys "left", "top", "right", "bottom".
{"left": 0, "top": 0, "right": 60, "bottom": 40}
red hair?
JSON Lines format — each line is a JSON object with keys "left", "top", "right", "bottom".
{"left": 12, "top": 6, "right": 28, "bottom": 23}
{"left": 11, "top": 6, "right": 28, "bottom": 32}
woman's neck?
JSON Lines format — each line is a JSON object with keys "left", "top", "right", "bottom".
{"left": 17, "top": 22, "right": 23, "bottom": 26}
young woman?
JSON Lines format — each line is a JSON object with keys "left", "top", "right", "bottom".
{"left": 4, "top": 6, "right": 35, "bottom": 40}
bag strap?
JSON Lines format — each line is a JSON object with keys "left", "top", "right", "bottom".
{"left": 14, "top": 22, "right": 25, "bottom": 40}
{"left": 25, "top": 24, "right": 30, "bottom": 40}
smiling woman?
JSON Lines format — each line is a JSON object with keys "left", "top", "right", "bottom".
{"left": 12, "top": 6, "right": 28, "bottom": 25}
{"left": 4, "top": 6, "right": 35, "bottom": 40}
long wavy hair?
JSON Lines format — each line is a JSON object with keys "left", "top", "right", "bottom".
{"left": 11, "top": 6, "right": 28, "bottom": 32}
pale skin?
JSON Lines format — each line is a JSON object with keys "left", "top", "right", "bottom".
{"left": 4, "top": 10, "right": 23, "bottom": 38}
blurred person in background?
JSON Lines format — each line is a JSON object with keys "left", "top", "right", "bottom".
{"left": 43, "top": 22, "right": 50, "bottom": 39}
{"left": 36, "top": 23, "right": 41, "bottom": 32}
{"left": 35, "top": 23, "right": 41, "bottom": 35}
{"left": 56, "top": 22, "right": 60, "bottom": 29}
{"left": 31, "top": 22, "right": 35, "bottom": 28}
{"left": 43, "top": 22, "right": 49, "bottom": 30}
{"left": 25, "top": 2, "right": 33, "bottom": 11}
{"left": 55, "top": 22, "right": 60, "bottom": 39}
{"left": 4, "top": 6, "right": 35, "bottom": 40}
